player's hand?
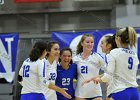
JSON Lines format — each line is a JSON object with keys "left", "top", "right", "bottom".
{"left": 82, "top": 76, "right": 101, "bottom": 86}
{"left": 60, "top": 88, "right": 72, "bottom": 99}
{"left": 93, "top": 77, "right": 103, "bottom": 84}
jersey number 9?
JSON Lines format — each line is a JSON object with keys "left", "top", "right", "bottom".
{"left": 128, "top": 57, "right": 133, "bottom": 70}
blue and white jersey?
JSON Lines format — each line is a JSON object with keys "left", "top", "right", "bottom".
{"left": 104, "top": 54, "right": 109, "bottom": 65}
{"left": 42, "top": 59, "right": 58, "bottom": 100}
{"left": 56, "top": 63, "right": 77, "bottom": 100}
{"left": 101, "top": 48, "right": 139, "bottom": 96}
{"left": 19, "top": 58, "right": 45, "bottom": 94}
{"left": 73, "top": 52, "right": 106, "bottom": 98}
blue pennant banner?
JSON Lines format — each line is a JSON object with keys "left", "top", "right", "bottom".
{"left": 0, "top": 33, "right": 19, "bottom": 82}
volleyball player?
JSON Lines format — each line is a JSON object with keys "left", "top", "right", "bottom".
{"left": 92, "top": 27, "right": 140, "bottom": 100}
{"left": 42, "top": 41, "right": 72, "bottom": 100}
{"left": 73, "top": 34, "right": 106, "bottom": 100}
{"left": 19, "top": 41, "right": 48, "bottom": 100}
{"left": 56, "top": 48, "right": 77, "bottom": 100}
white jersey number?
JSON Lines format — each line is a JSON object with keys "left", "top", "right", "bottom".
{"left": 62, "top": 78, "right": 70, "bottom": 86}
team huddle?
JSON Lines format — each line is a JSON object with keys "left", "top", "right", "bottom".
{"left": 18, "top": 26, "right": 140, "bottom": 100}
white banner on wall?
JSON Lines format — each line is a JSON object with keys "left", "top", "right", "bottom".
{"left": 0, "top": 0, "right": 4, "bottom": 5}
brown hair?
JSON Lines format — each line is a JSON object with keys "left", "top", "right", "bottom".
{"left": 76, "top": 34, "right": 94, "bottom": 54}
{"left": 29, "top": 41, "right": 48, "bottom": 61}
{"left": 59, "top": 48, "right": 73, "bottom": 64}
{"left": 46, "top": 41, "right": 59, "bottom": 57}
{"left": 116, "top": 27, "right": 137, "bottom": 48}
{"left": 104, "top": 35, "right": 117, "bottom": 50}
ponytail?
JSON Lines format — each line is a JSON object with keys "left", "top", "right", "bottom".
{"left": 127, "top": 27, "right": 137, "bottom": 48}
{"left": 116, "top": 26, "right": 137, "bottom": 48}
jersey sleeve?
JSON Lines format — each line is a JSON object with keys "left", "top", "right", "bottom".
{"left": 72, "top": 55, "right": 79, "bottom": 64}
{"left": 37, "top": 59, "right": 50, "bottom": 87}
{"left": 96, "top": 53, "right": 106, "bottom": 70}
{"left": 101, "top": 51, "right": 116, "bottom": 82}
{"left": 72, "top": 56, "right": 76, "bottom": 62}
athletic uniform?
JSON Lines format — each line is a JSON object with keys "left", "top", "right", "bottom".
{"left": 19, "top": 58, "right": 46, "bottom": 100}
{"left": 42, "top": 59, "right": 58, "bottom": 100}
{"left": 101, "top": 48, "right": 139, "bottom": 100}
{"left": 73, "top": 52, "right": 106, "bottom": 98}
{"left": 56, "top": 63, "right": 77, "bottom": 100}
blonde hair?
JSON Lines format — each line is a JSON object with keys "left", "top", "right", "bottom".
{"left": 116, "top": 26, "right": 137, "bottom": 48}
{"left": 76, "top": 34, "right": 94, "bottom": 54}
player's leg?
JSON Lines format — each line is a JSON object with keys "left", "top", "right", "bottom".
{"left": 93, "top": 97, "right": 102, "bottom": 100}
{"left": 75, "top": 97, "right": 86, "bottom": 100}
{"left": 85, "top": 96, "right": 102, "bottom": 100}
{"left": 107, "top": 98, "right": 114, "bottom": 100}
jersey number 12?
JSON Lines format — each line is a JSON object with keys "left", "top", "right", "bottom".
{"left": 23, "top": 65, "right": 30, "bottom": 77}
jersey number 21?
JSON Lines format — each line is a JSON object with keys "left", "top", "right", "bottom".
{"left": 81, "top": 66, "right": 88, "bottom": 74}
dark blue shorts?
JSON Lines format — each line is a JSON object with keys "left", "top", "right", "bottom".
{"left": 20, "top": 93, "right": 46, "bottom": 100}
{"left": 108, "top": 87, "right": 140, "bottom": 100}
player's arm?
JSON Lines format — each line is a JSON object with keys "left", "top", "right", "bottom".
{"left": 38, "top": 59, "right": 72, "bottom": 99}
{"left": 48, "top": 83, "right": 72, "bottom": 99}
{"left": 18, "top": 75, "right": 23, "bottom": 85}
{"left": 92, "top": 53, "right": 115, "bottom": 84}
{"left": 97, "top": 53, "right": 107, "bottom": 71}
{"left": 99, "top": 53, "right": 115, "bottom": 83}
{"left": 18, "top": 75, "right": 22, "bottom": 82}
{"left": 18, "top": 63, "right": 24, "bottom": 85}
{"left": 82, "top": 74, "right": 104, "bottom": 86}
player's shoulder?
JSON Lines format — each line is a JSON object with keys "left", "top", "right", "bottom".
{"left": 24, "top": 58, "right": 30, "bottom": 62}
{"left": 110, "top": 48, "right": 121, "bottom": 54}
{"left": 37, "top": 58, "right": 45, "bottom": 62}
{"left": 70, "top": 63, "right": 77, "bottom": 68}
{"left": 34, "top": 58, "right": 45, "bottom": 67}
{"left": 91, "top": 52, "right": 104, "bottom": 59}
{"left": 109, "top": 48, "right": 121, "bottom": 58}
{"left": 57, "top": 63, "right": 61, "bottom": 69}
{"left": 110, "top": 48, "right": 136, "bottom": 55}
{"left": 22, "top": 58, "right": 31, "bottom": 65}
{"left": 73, "top": 54, "right": 80, "bottom": 58}
{"left": 73, "top": 54, "right": 81, "bottom": 61}
{"left": 69, "top": 63, "right": 77, "bottom": 73}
